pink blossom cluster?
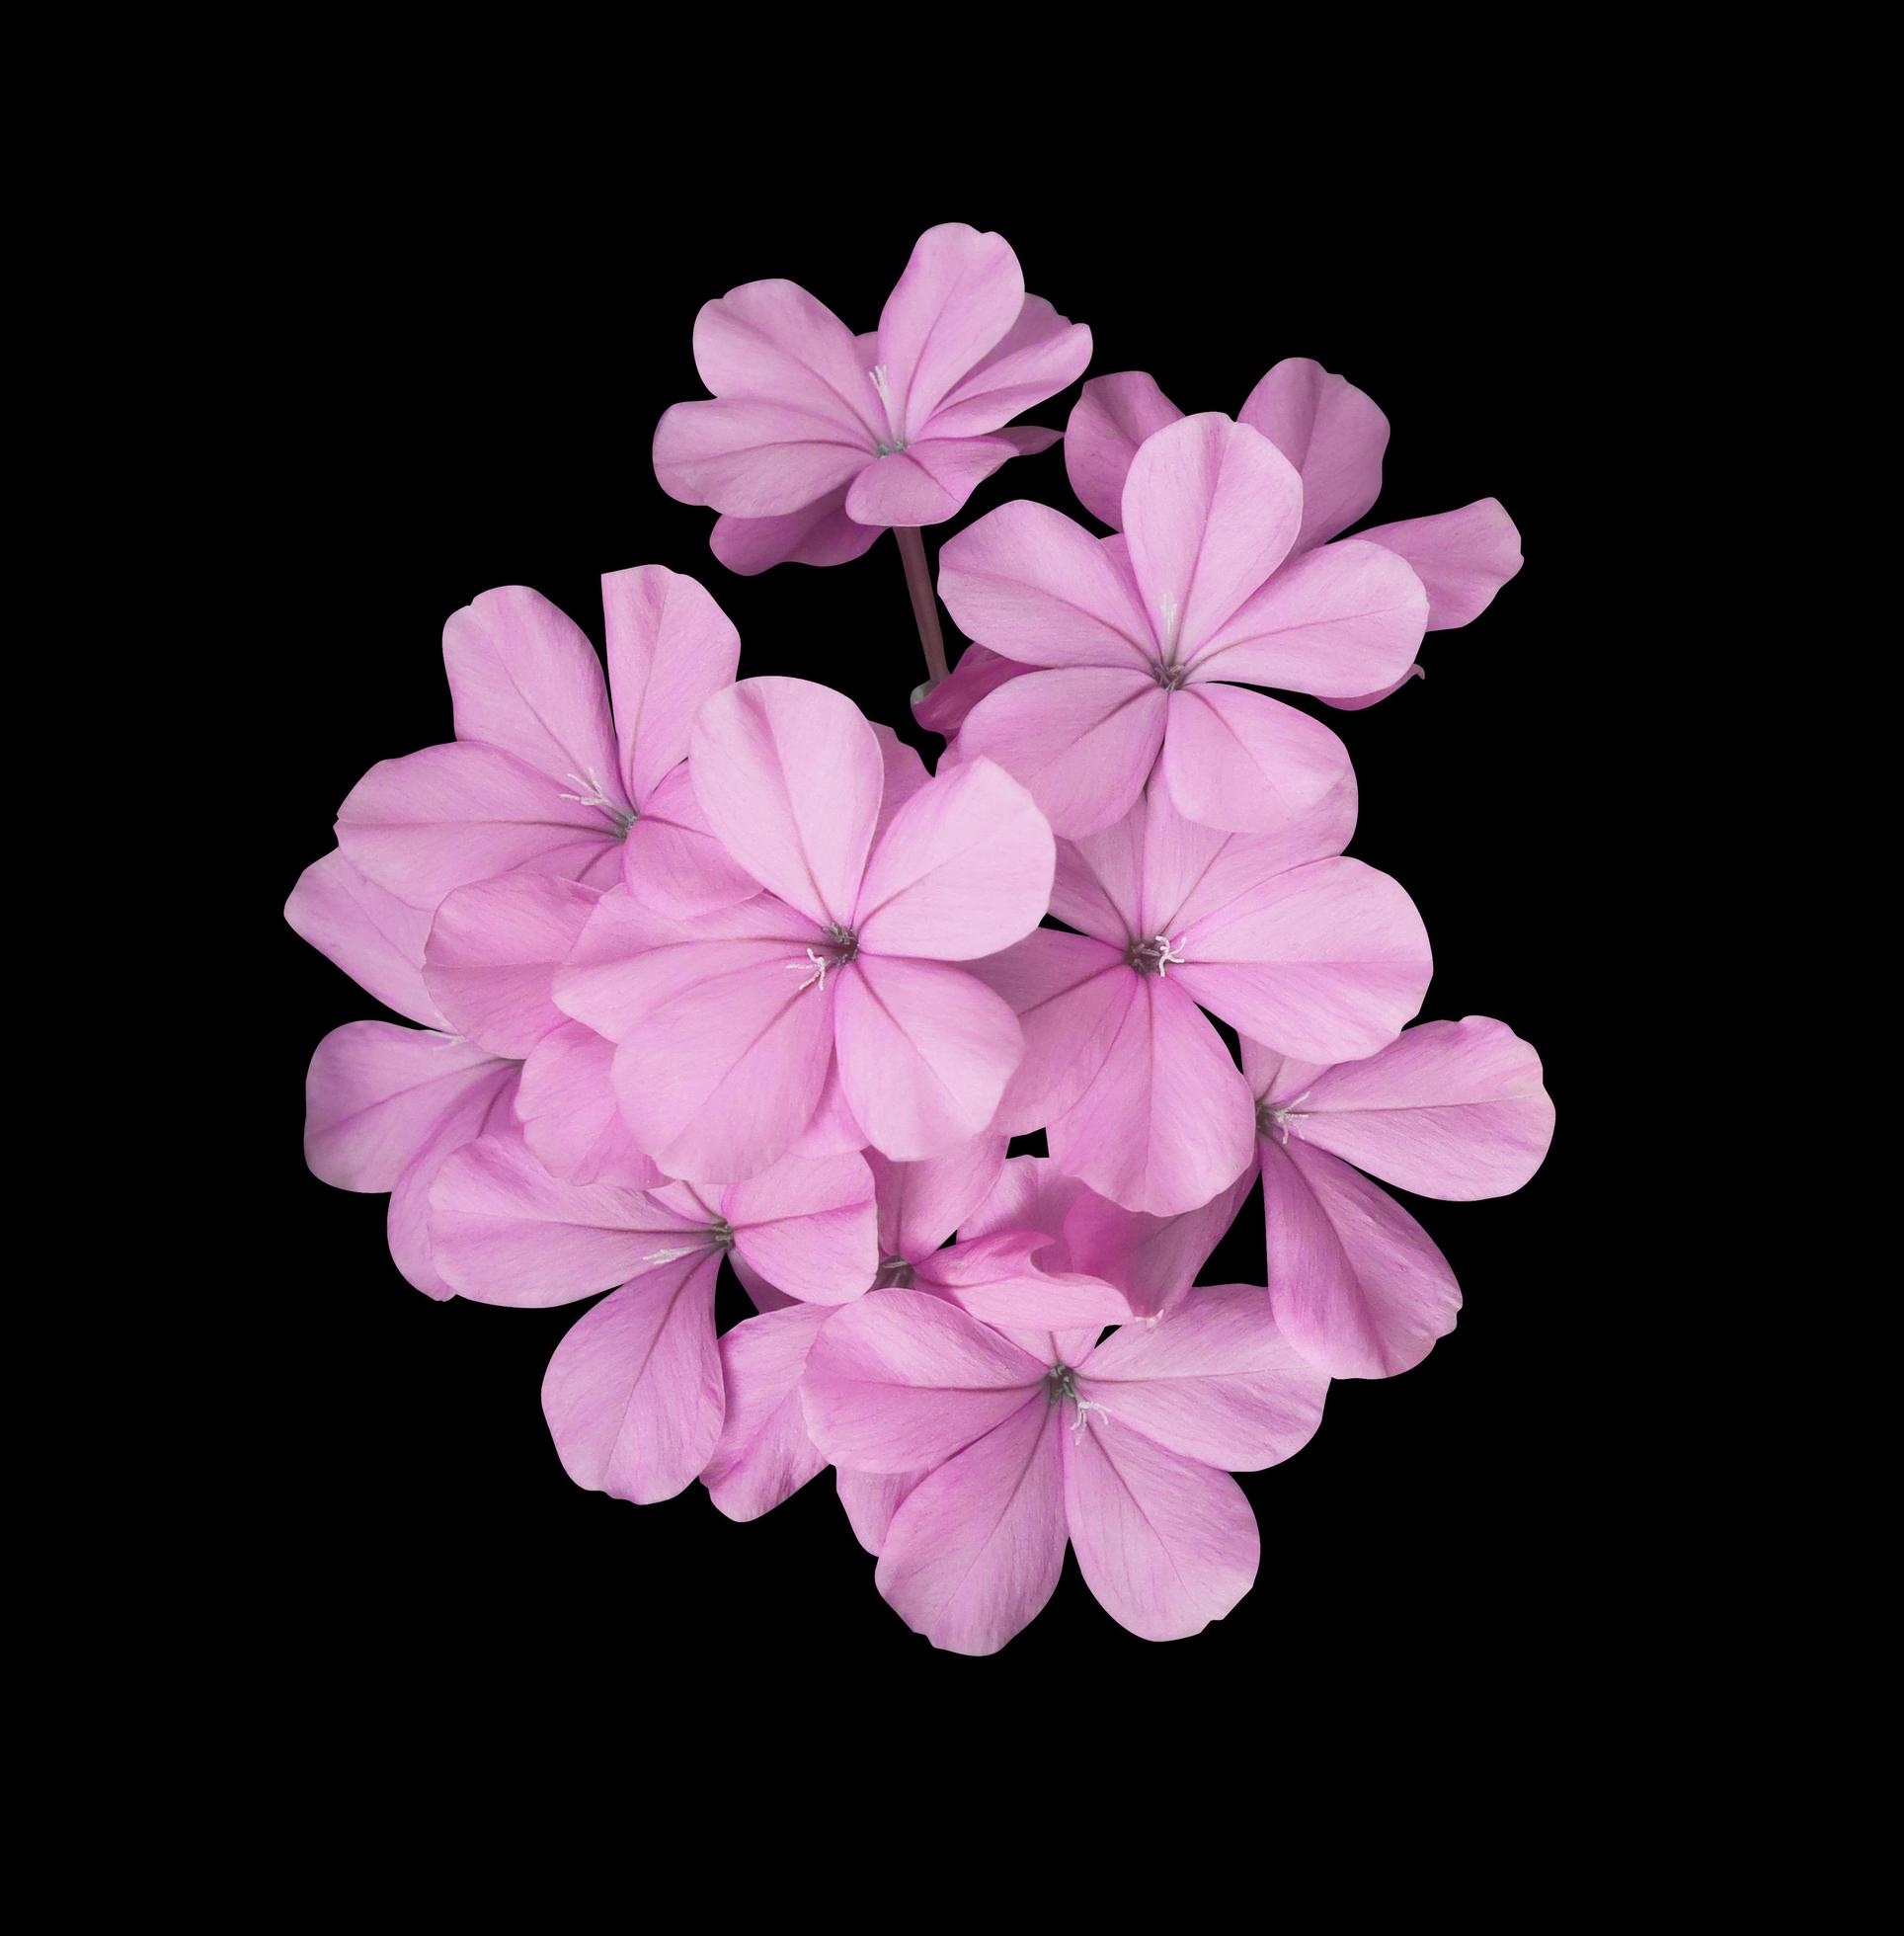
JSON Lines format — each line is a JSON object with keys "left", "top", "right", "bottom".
{"left": 289, "top": 223, "right": 1553, "bottom": 1654}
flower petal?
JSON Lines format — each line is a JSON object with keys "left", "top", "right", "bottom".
{"left": 285, "top": 849, "right": 442, "bottom": 1029}
{"left": 912, "top": 644, "right": 1028, "bottom": 739}
{"left": 601, "top": 565, "right": 741, "bottom": 807}
{"left": 701, "top": 1301, "right": 835, "bottom": 1522}
{"left": 1063, "top": 370, "right": 1185, "bottom": 528}
{"left": 421, "top": 873, "right": 599, "bottom": 1059}
{"left": 926, "top": 294, "right": 1092, "bottom": 440}
{"left": 875, "top": 223, "right": 1024, "bottom": 438}
{"left": 912, "top": 1231, "right": 1133, "bottom": 1330}
{"left": 385, "top": 1069, "right": 521, "bottom": 1299}
{"left": 853, "top": 757, "right": 1053, "bottom": 962}
{"left": 1064, "top": 1414, "right": 1259, "bottom": 1642}
{"left": 710, "top": 490, "right": 886, "bottom": 576}
{"left": 541, "top": 1253, "right": 725, "bottom": 1503}
{"left": 1172, "top": 856, "right": 1431, "bottom": 1064}
{"left": 516, "top": 1019, "right": 661, "bottom": 1189}
{"left": 843, "top": 436, "right": 1022, "bottom": 528}
{"left": 689, "top": 276, "right": 883, "bottom": 439}
{"left": 968, "top": 930, "right": 1133, "bottom": 1137}
{"left": 1061, "top": 1167, "right": 1258, "bottom": 1321}
{"left": 724, "top": 1151, "right": 878, "bottom": 1305}
{"left": 690, "top": 676, "right": 882, "bottom": 928}
{"left": 835, "top": 1467, "right": 927, "bottom": 1557}
{"left": 1122, "top": 414, "right": 1303, "bottom": 658}
{"left": 875, "top": 1398, "right": 1067, "bottom": 1656}
{"left": 1237, "top": 356, "right": 1389, "bottom": 551}
{"left": 619, "top": 763, "right": 760, "bottom": 921}
{"left": 1259, "top": 1135, "right": 1459, "bottom": 1378}
{"left": 959, "top": 667, "right": 1166, "bottom": 839}
{"left": 1158, "top": 681, "right": 1353, "bottom": 835}
{"left": 799, "top": 1286, "right": 1044, "bottom": 1474}
{"left": 1355, "top": 497, "right": 1524, "bottom": 630}
{"left": 652, "top": 397, "right": 871, "bottom": 518}
{"left": 866, "top": 1136, "right": 1008, "bottom": 1264}
{"left": 834, "top": 953, "right": 1023, "bottom": 1162}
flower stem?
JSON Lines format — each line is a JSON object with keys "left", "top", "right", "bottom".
{"left": 895, "top": 525, "right": 949, "bottom": 690}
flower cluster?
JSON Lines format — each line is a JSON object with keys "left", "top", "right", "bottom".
{"left": 290, "top": 223, "right": 1553, "bottom": 1654}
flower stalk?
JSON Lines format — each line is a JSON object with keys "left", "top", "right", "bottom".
{"left": 896, "top": 525, "right": 949, "bottom": 691}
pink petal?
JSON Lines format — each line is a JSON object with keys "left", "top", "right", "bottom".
{"left": 701, "top": 1302, "right": 835, "bottom": 1522}
{"left": 710, "top": 489, "right": 886, "bottom": 575}
{"left": 688, "top": 276, "right": 882, "bottom": 440}
{"left": 854, "top": 757, "right": 1054, "bottom": 962}
{"left": 651, "top": 397, "right": 871, "bottom": 519}
{"left": 1064, "top": 1415, "right": 1259, "bottom": 1642}
{"left": 689, "top": 676, "right": 883, "bottom": 928}
{"left": 1355, "top": 497, "right": 1524, "bottom": 630}
{"left": 1045, "top": 976, "right": 1256, "bottom": 1218}
{"left": 1122, "top": 413, "right": 1304, "bottom": 660}
{"left": 336, "top": 741, "right": 624, "bottom": 910}
{"left": 601, "top": 565, "right": 741, "bottom": 807}
{"left": 1237, "top": 356, "right": 1389, "bottom": 552}
{"left": 1074, "top": 1283, "right": 1327, "bottom": 1468}
{"left": 421, "top": 873, "right": 600, "bottom": 1059}
{"left": 1061, "top": 1167, "right": 1258, "bottom": 1321}
{"left": 1318, "top": 666, "right": 1425, "bottom": 712}
{"left": 866, "top": 1136, "right": 1008, "bottom": 1264}
{"left": 730, "top": 1248, "right": 798, "bottom": 1315}
{"left": 619, "top": 763, "right": 759, "bottom": 921}
{"left": 541, "top": 1253, "right": 725, "bottom": 1503}
{"left": 834, "top": 953, "right": 1023, "bottom": 1162}
{"left": 1172, "top": 856, "right": 1432, "bottom": 1064}
{"left": 875, "top": 1398, "right": 1067, "bottom": 1655}
{"left": 799, "top": 1286, "right": 1045, "bottom": 1473}
{"left": 304, "top": 1021, "right": 511, "bottom": 1192}
{"left": 516, "top": 1020, "right": 661, "bottom": 1189}
{"left": 1158, "top": 682, "right": 1353, "bottom": 835}
{"left": 912, "top": 1231, "right": 1133, "bottom": 1329}
{"left": 1238, "top": 1036, "right": 1334, "bottom": 1110}
{"left": 874, "top": 223, "right": 1023, "bottom": 440}
{"left": 1187, "top": 538, "right": 1426, "bottom": 698}
{"left": 1259, "top": 1135, "right": 1459, "bottom": 1378}
{"left": 1278, "top": 1015, "right": 1554, "bottom": 1199}
{"left": 788, "top": 1054, "right": 868, "bottom": 1159}
{"left": 968, "top": 930, "right": 1133, "bottom": 1136}
{"left": 550, "top": 886, "right": 712, "bottom": 1040}
{"left": 936, "top": 500, "right": 1153, "bottom": 669}
{"left": 442, "top": 586, "right": 620, "bottom": 799}
{"left": 385, "top": 1068, "right": 521, "bottom": 1299}
{"left": 959, "top": 667, "right": 1166, "bottom": 840}
{"left": 724, "top": 1151, "right": 878, "bottom": 1305}
{"left": 843, "top": 436, "right": 1022, "bottom": 528}
{"left": 912, "top": 645, "right": 1028, "bottom": 739}
{"left": 870, "top": 723, "right": 930, "bottom": 841}
{"left": 285, "top": 849, "right": 443, "bottom": 1029}
{"left": 835, "top": 1467, "right": 927, "bottom": 1557}
{"left": 958, "top": 1155, "right": 1101, "bottom": 1369}
{"left": 926, "top": 294, "right": 1092, "bottom": 440}
{"left": 1063, "top": 371, "right": 1185, "bottom": 528}
{"left": 428, "top": 1135, "right": 715, "bottom": 1308}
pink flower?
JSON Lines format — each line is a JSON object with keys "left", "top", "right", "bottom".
{"left": 652, "top": 223, "right": 1090, "bottom": 573}
{"left": 802, "top": 1285, "right": 1328, "bottom": 1653}
{"left": 287, "top": 849, "right": 522, "bottom": 1298}
{"left": 973, "top": 779, "right": 1430, "bottom": 1216}
{"left": 1245, "top": 1018, "right": 1555, "bottom": 1378}
{"left": 701, "top": 1137, "right": 1132, "bottom": 1528}
{"left": 554, "top": 677, "right": 1055, "bottom": 1181}
{"left": 936, "top": 412, "right": 1429, "bottom": 838}
{"left": 427, "top": 1140, "right": 879, "bottom": 1504}
{"left": 337, "top": 569, "right": 754, "bottom": 919}
{"left": 1066, "top": 358, "right": 1524, "bottom": 700}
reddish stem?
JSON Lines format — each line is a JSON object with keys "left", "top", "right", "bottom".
{"left": 895, "top": 525, "right": 949, "bottom": 690}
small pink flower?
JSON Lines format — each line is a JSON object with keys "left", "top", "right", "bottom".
{"left": 802, "top": 1285, "right": 1329, "bottom": 1653}
{"left": 1245, "top": 1018, "right": 1555, "bottom": 1378}
{"left": 973, "top": 779, "right": 1430, "bottom": 1216}
{"left": 653, "top": 223, "right": 1090, "bottom": 573}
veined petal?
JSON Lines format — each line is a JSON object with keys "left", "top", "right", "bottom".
{"left": 516, "top": 1019, "right": 661, "bottom": 1189}
{"left": 422, "top": 873, "right": 600, "bottom": 1060}
{"left": 601, "top": 565, "right": 741, "bottom": 808}
{"left": 710, "top": 490, "right": 885, "bottom": 576}
{"left": 912, "top": 1231, "right": 1133, "bottom": 1330}
{"left": 1237, "top": 356, "right": 1389, "bottom": 552}
{"left": 1355, "top": 498, "right": 1524, "bottom": 630}
{"left": 701, "top": 1301, "right": 835, "bottom": 1522}
{"left": 690, "top": 276, "right": 883, "bottom": 439}
{"left": 875, "top": 223, "right": 1024, "bottom": 438}
{"left": 912, "top": 644, "right": 1028, "bottom": 739}
{"left": 1158, "top": 682, "right": 1353, "bottom": 836}
{"left": 865, "top": 1136, "right": 1008, "bottom": 1265}
{"left": 724, "top": 1151, "right": 878, "bottom": 1305}
{"left": 652, "top": 397, "right": 871, "bottom": 518}
{"left": 619, "top": 763, "right": 759, "bottom": 921}
{"left": 967, "top": 930, "right": 1133, "bottom": 1138}
{"left": 926, "top": 294, "right": 1092, "bottom": 440}
{"left": 1061, "top": 1167, "right": 1257, "bottom": 1322}
{"left": 843, "top": 436, "right": 1022, "bottom": 528}
{"left": 384, "top": 1067, "right": 521, "bottom": 1299}
{"left": 1064, "top": 370, "right": 1185, "bottom": 529}
{"left": 285, "top": 849, "right": 442, "bottom": 1029}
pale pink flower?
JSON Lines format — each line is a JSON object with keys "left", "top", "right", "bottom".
{"left": 803, "top": 1286, "right": 1328, "bottom": 1654}
{"left": 1066, "top": 358, "right": 1523, "bottom": 701}
{"left": 554, "top": 678, "right": 1054, "bottom": 1182}
{"left": 337, "top": 569, "right": 754, "bottom": 919}
{"left": 653, "top": 223, "right": 1090, "bottom": 573}
{"left": 1245, "top": 1018, "right": 1555, "bottom": 1377}
{"left": 937, "top": 412, "right": 1429, "bottom": 838}
{"left": 973, "top": 779, "right": 1430, "bottom": 1216}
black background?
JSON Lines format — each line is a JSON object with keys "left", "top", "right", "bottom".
{"left": 266, "top": 189, "right": 1610, "bottom": 1710}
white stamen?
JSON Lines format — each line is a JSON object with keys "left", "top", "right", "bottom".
{"left": 558, "top": 766, "right": 615, "bottom": 809}
{"left": 868, "top": 363, "right": 892, "bottom": 404}
{"left": 1154, "top": 934, "right": 1186, "bottom": 975}
{"left": 641, "top": 1245, "right": 702, "bottom": 1265}
{"left": 1070, "top": 1396, "right": 1111, "bottom": 1436}
{"left": 789, "top": 947, "right": 832, "bottom": 994}
{"left": 1160, "top": 593, "right": 1180, "bottom": 655}
{"left": 1261, "top": 1089, "right": 1312, "bottom": 1147}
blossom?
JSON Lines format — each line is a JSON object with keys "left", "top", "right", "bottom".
{"left": 700, "top": 1138, "right": 1132, "bottom": 1528}
{"left": 802, "top": 1286, "right": 1328, "bottom": 1653}
{"left": 973, "top": 779, "right": 1430, "bottom": 1215}
{"left": 936, "top": 412, "right": 1428, "bottom": 837}
{"left": 337, "top": 569, "right": 754, "bottom": 918}
{"left": 288, "top": 850, "right": 524, "bottom": 1298}
{"left": 554, "top": 677, "right": 1054, "bottom": 1181}
{"left": 1065, "top": 359, "right": 1523, "bottom": 701}
{"left": 1245, "top": 1018, "right": 1554, "bottom": 1377}
{"left": 652, "top": 223, "right": 1090, "bottom": 573}
{"left": 427, "top": 1140, "right": 878, "bottom": 1503}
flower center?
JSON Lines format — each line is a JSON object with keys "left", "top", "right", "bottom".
{"left": 874, "top": 1255, "right": 914, "bottom": 1290}
{"left": 557, "top": 767, "right": 636, "bottom": 839}
{"left": 1151, "top": 660, "right": 1190, "bottom": 689}
{"left": 1126, "top": 932, "right": 1187, "bottom": 977}
{"left": 1255, "top": 1090, "right": 1311, "bottom": 1145}
{"left": 789, "top": 925, "right": 860, "bottom": 994}
{"left": 1046, "top": 1364, "right": 1109, "bottom": 1436}
{"left": 867, "top": 365, "right": 908, "bottom": 454}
